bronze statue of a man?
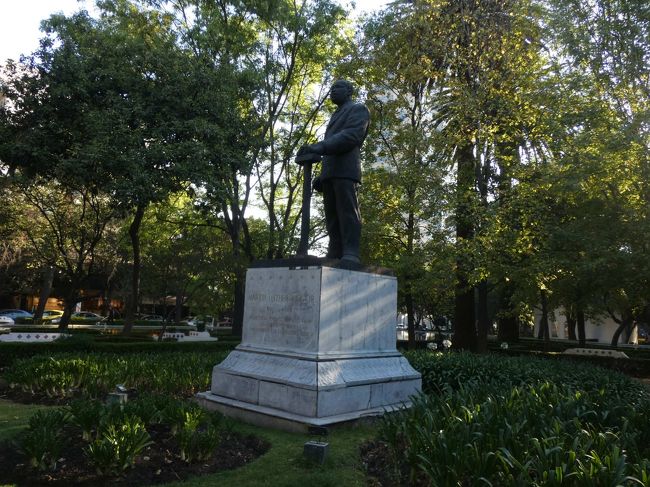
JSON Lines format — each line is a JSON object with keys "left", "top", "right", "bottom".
{"left": 298, "top": 79, "right": 370, "bottom": 264}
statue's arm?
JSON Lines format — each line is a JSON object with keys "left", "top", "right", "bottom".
{"left": 314, "top": 104, "right": 370, "bottom": 155}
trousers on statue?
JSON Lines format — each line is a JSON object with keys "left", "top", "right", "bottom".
{"left": 322, "top": 178, "right": 361, "bottom": 262}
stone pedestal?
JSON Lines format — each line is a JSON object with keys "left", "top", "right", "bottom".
{"left": 197, "top": 258, "right": 421, "bottom": 429}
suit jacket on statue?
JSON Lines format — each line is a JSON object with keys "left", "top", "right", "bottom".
{"left": 318, "top": 100, "right": 370, "bottom": 183}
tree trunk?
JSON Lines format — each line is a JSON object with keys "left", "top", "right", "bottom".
{"left": 610, "top": 320, "right": 629, "bottom": 347}
{"left": 123, "top": 203, "right": 147, "bottom": 335}
{"left": 610, "top": 308, "right": 634, "bottom": 347}
{"left": 539, "top": 289, "right": 550, "bottom": 350}
{"left": 566, "top": 310, "right": 577, "bottom": 341}
{"left": 33, "top": 266, "right": 55, "bottom": 323}
{"left": 476, "top": 280, "right": 489, "bottom": 353}
{"left": 576, "top": 308, "right": 586, "bottom": 347}
{"left": 497, "top": 283, "right": 519, "bottom": 342}
{"left": 175, "top": 289, "right": 183, "bottom": 325}
{"left": 453, "top": 143, "right": 476, "bottom": 351}
{"left": 57, "top": 296, "right": 76, "bottom": 332}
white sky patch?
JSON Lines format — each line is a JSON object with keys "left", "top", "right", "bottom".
{"left": 0, "top": 0, "right": 98, "bottom": 64}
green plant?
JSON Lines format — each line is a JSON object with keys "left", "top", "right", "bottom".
{"left": 84, "top": 415, "right": 152, "bottom": 476}
{"left": 121, "top": 394, "right": 174, "bottom": 425}
{"left": 375, "top": 353, "right": 650, "bottom": 486}
{"left": 4, "top": 350, "right": 229, "bottom": 399}
{"left": 69, "top": 398, "right": 105, "bottom": 440}
{"left": 178, "top": 422, "right": 221, "bottom": 463}
{"left": 174, "top": 407, "right": 225, "bottom": 463}
{"left": 18, "top": 409, "right": 70, "bottom": 471}
{"left": 158, "top": 398, "right": 199, "bottom": 435}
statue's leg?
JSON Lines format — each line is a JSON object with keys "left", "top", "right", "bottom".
{"left": 322, "top": 179, "right": 342, "bottom": 258}
{"left": 331, "top": 178, "right": 361, "bottom": 263}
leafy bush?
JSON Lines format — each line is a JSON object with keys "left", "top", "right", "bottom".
{"left": 404, "top": 350, "right": 648, "bottom": 399}
{"left": 69, "top": 398, "right": 105, "bottom": 441}
{"left": 15, "top": 392, "right": 231, "bottom": 476}
{"left": 376, "top": 352, "right": 650, "bottom": 486}
{"left": 84, "top": 415, "right": 152, "bottom": 476}
{"left": 18, "top": 409, "right": 70, "bottom": 471}
{"left": 121, "top": 394, "right": 175, "bottom": 425}
{"left": 175, "top": 408, "right": 223, "bottom": 463}
{"left": 0, "top": 340, "right": 235, "bottom": 367}
{"left": 161, "top": 399, "right": 205, "bottom": 435}
{"left": 5, "top": 351, "right": 229, "bottom": 398}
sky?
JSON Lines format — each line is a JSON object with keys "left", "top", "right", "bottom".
{"left": 0, "top": 0, "right": 389, "bottom": 65}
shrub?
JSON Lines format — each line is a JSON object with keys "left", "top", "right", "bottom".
{"left": 176, "top": 409, "right": 223, "bottom": 463}
{"left": 84, "top": 415, "right": 152, "bottom": 476}
{"left": 0, "top": 340, "right": 235, "bottom": 368}
{"left": 5, "top": 351, "right": 229, "bottom": 399}
{"left": 69, "top": 398, "right": 105, "bottom": 441}
{"left": 376, "top": 352, "right": 650, "bottom": 486}
{"left": 161, "top": 399, "right": 205, "bottom": 435}
{"left": 18, "top": 409, "right": 70, "bottom": 471}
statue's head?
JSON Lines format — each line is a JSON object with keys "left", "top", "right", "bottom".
{"left": 330, "top": 79, "right": 354, "bottom": 105}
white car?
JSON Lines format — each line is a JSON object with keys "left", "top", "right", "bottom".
{"left": 0, "top": 315, "right": 15, "bottom": 326}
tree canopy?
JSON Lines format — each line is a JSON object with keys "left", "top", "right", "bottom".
{"left": 1, "top": 0, "right": 648, "bottom": 347}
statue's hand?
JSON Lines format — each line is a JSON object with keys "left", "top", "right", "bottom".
{"left": 300, "top": 142, "right": 325, "bottom": 155}
{"left": 312, "top": 175, "right": 323, "bottom": 193}
{"left": 296, "top": 143, "right": 324, "bottom": 165}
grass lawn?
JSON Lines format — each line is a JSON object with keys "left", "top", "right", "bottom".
{"left": 0, "top": 398, "right": 375, "bottom": 487}
{"left": 0, "top": 399, "right": 50, "bottom": 442}
{"left": 166, "top": 421, "right": 375, "bottom": 487}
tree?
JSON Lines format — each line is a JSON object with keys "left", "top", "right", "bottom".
{"left": 352, "top": 6, "right": 455, "bottom": 347}
{"left": 1, "top": 1, "right": 244, "bottom": 333}
{"left": 147, "top": 0, "right": 352, "bottom": 336}
{"left": 139, "top": 193, "right": 237, "bottom": 323}
{"left": 356, "top": 0, "right": 549, "bottom": 350}
{"left": 9, "top": 178, "right": 118, "bottom": 330}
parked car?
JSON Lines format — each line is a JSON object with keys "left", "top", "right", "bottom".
{"left": 41, "top": 310, "right": 64, "bottom": 322}
{"left": 20, "top": 309, "right": 64, "bottom": 324}
{"left": 217, "top": 317, "right": 232, "bottom": 328}
{"left": 52, "top": 311, "right": 103, "bottom": 325}
{"left": 185, "top": 315, "right": 214, "bottom": 330}
{"left": 72, "top": 311, "right": 103, "bottom": 324}
{"left": 141, "top": 314, "right": 164, "bottom": 322}
{"left": 0, "top": 315, "right": 15, "bottom": 326}
{"left": 0, "top": 309, "right": 33, "bottom": 322}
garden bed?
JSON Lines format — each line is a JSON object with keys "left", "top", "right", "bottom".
{"left": 363, "top": 351, "right": 650, "bottom": 486}
{"left": 0, "top": 422, "right": 268, "bottom": 486}
{"left": 0, "top": 394, "right": 270, "bottom": 487}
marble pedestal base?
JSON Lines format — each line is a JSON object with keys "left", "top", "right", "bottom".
{"left": 198, "top": 258, "right": 421, "bottom": 429}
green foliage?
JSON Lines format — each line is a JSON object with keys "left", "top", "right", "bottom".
{"left": 0, "top": 339, "right": 233, "bottom": 367}
{"left": 381, "top": 352, "right": 650, "bottom": 485}
{"left": 18, "top": 409, "right": 70, "bottom": 471}
{"left": 139, "top": 195, "right": 236, "bottom": 318}
{"left": 160, "top": 398, "right": 204, "bottom": 435}
{"left": 5, "top": 351, "right": 229, "bottom": 398}
{"left": 84, "top": 415, "right": 152, "bottom": 476}
{"left": 12, "top": 391, "right": 232, "bottom": 476}
{"left": 176, "top": 408, "right": 223, "bottom": 463}
{"left": 121, "top": 394, "right": 174, "bottom": 425}
{"left": 406, "top": 351, "right": 648, "bottom": 400}
{"left": 69, "top": 398, "right": 105, "bottom": 441}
